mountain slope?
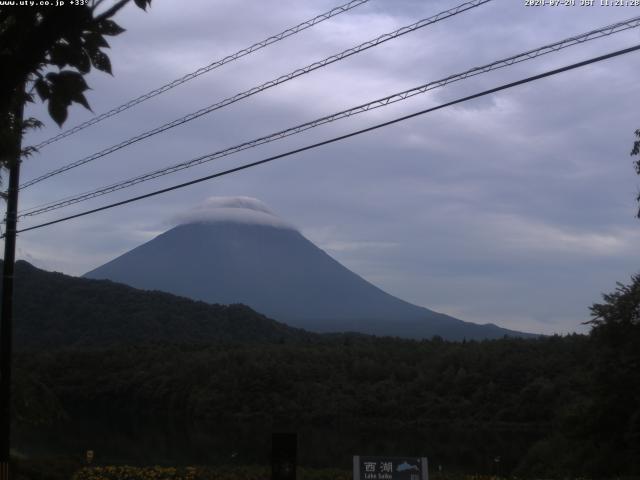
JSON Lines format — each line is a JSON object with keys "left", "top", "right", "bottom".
{"left": 85, "top": 199, "right": 534, "bottom": 340}
{"left": 3, "top": 260, "right": 314, "bottom": 349}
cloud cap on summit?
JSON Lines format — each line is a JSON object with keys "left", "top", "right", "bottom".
{"left": 171, "top": 196, "right": 296, "bottom": 231}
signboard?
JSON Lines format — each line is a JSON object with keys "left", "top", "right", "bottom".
{"left": 353, "top": 456, "right": 428, "bottom": 480}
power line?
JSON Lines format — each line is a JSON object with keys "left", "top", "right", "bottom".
{"left": 19, "top": 14, "right": 640, "bottom": 218}
{"left": 30, "top": 0, "right": 371, "bottom": 150}
{"left": 20, "top": 0, "right": 492, "bottom": 190}
{"left": 13, "top": 43, "right": 640, "bottom": 236}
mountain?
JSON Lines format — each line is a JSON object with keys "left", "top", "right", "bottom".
{"left": 2, "top": 260, "right": 314, "bottom": 349}
{"left": 85, "top": 197, "right": 535, "bottom": 340}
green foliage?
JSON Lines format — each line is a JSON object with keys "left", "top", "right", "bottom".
{"left": 70, "top": 465, "right": 353, "bottom": 480}
{"left": 588, "top": 273, "right": 640, "bottom": 328}
{"left": 38, "top": 71, "right": 91, "bottom": 127}
{"left": 13, "top": 456, "right": 82, "bottom": 480}
{"left": 4, "top": 261, "right": 314, "bottom": 349}
{"left": 0, "top": 0, "right": 151, "bottom": 168}
{"left": 19, "top": 336, "right": 590, "bottom": 429}
{"left": 7, "top": 262, "right": 640, "bottom": 476}
{"left": 583, "top": 274, "right": 640, "bottom": 477}
{"left": 15, "top": 335, "right": 593, "bottom": 475}
{"left": 11, "top": 367, "right": 67, "bottom": 427}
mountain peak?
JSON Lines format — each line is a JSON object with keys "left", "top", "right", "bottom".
{"left": 85, "top": 200, "right": 537, "bottom": 340}
{"left": 172, "top": 196, "right": 295, "bottom": 230}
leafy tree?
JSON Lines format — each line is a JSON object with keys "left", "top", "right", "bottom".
{"left": 588, "top": 273, "right": 640, "bottom": 327}
{"left": 584, "top": 274, "right": 640, "bottom": 476}
{"left": 0, "top": 3, "right": 152, "bottom": 474}
{"left": 0, "top": 0, "right": 152, "bottom": 169}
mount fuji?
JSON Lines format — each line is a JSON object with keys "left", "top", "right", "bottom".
{"left": 84, "top": 197, "right": 534, "bottom": 340}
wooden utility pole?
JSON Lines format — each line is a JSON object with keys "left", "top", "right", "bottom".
{"left": 0, "top": 83, "right": 24, "bottom": 480}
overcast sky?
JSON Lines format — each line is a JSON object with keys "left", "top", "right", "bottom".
{"left": 15, "top": 0, "right": 640, "bottom": 335}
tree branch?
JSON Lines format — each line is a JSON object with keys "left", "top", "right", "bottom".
{"left": 95, "top": 0, "right": 130, "bottom": 21}
{"left": 91, "top": 0, "right": 107, "bottom": 10}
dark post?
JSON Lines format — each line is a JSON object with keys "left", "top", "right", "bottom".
{"left": 271, "top": 432, "right": 297, "bottom": 480}
{"left": 0, "top": 83, "right": 24, "bottom": 480}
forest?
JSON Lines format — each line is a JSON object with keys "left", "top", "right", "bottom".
{"left": 4, "top": 263, "right": 640, "bottom": 478}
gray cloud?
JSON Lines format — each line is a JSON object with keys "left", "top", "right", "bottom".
{"left": 12, "top": 0, "right": 640, "bottom": 335}
{"left": 170, "top": 195, "right": 295, "bottom": 230}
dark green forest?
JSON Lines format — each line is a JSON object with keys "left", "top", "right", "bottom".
{"left": 5, "top": 262, "right": 640, "bottom": 477}
{"left": 3, "top": 261, "right": 314, "bottom": 349}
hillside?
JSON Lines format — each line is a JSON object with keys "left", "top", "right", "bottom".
{"left": 2, "top": 260, "right": 314, "bottom": 349}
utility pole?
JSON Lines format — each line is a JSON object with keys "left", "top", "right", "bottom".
{"left": 0, "top": 83, "right": 24, "bottom": 480}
